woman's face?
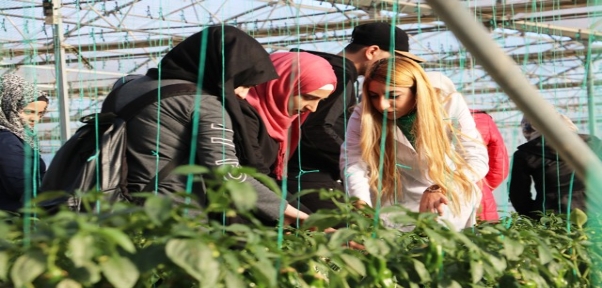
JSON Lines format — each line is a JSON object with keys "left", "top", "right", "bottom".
{"left": 288, "top": 88, "right": 331, "bottom": 116}
{"left": 234, "top": 86, "right": 252, "bottom": 99}
{"left": 367, "top": 80, "right": 416, "bottom": 119}
{"left": 18, "top": 100, "right": 48, "bottom": 128}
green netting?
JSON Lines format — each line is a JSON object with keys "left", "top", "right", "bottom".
{"left": 1, "top": 0, "right": 601, "bottom": 279}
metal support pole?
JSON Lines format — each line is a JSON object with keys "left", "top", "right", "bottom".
{"left": 46, "top": 0, "right": 71, "bottom": 143}
{"left": 425, "top": 0, "right": 602, "bottom": 207}
{"left": 586, "top": 45, "right": 596, "bottom": 136}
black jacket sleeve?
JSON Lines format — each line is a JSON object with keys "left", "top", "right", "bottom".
{"left": 0, "top": 133, "right": 28, "bottom": 200}
{"left": 0, "top": 132, "right": 45, "bottom": 206}
{"left": 196, "top": 96, "right": 283, "bottom": 221}
{"left": 509, "top": 150, "right": 537, "bottom": 217}
{"left": 298, "top": 79, "right": 356, "bottom": 174}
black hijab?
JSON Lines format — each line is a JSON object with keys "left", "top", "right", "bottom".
{"left": 146, "top": 25, "right": 278, "bottom": 167}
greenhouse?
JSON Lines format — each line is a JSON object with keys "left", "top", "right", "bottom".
{"left": 0, "top": 0, "right": 601, "bottom": 287}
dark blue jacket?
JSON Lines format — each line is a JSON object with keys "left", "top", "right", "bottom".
{"left": 0, "top": 129, "right": 46, "bottom": 212}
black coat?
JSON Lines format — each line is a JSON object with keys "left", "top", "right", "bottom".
{"left": 0, "top": 130, "right": 46, "bottom": 212}
{"left": 509, "top": 134, "right": 602, "bottom": 218}
{"left": 287, "top": 49, "right": 359, "bottom": 183}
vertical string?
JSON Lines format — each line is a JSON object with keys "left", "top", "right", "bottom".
{"left": 540, "top": 136, "right": 546, "bottom": 215}
{"left": 185, "top": 30, "right": 207, "bottom": 200}
{"left": 22, "top": 135, "right": 33, "bottom": 248}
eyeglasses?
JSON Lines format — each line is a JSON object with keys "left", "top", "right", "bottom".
{"left": 20, "top": 109, "right": 46, "bottom": 118}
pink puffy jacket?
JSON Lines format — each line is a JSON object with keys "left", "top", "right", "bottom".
{"left": 471, "top": 110, "right": 509, "bottom": 221}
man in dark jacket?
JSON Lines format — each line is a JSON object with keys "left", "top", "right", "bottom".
{"left": 509, "top": 115, "right": 602, "bottom": 219}
{"left": 287, "top": 22, "right": 425, "bottom": 212}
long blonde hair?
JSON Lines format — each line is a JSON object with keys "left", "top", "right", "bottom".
{"left": 360, "top": 57, "right": 477, "bottom": 215}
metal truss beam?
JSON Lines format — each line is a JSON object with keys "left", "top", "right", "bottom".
{"left": 464, "top": 77, "right": 602, "bottom": 96}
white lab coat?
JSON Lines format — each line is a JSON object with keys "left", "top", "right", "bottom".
{"left": 340, "top": 92, "right": 489, "bottom": 231}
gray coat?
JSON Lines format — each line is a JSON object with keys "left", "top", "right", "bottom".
{"left": 107, "top": 76, "right": 283, "bottom": 222}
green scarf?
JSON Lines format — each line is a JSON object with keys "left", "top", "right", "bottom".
{"left": 395, "top": 111, "right": 417, "bottom": 147}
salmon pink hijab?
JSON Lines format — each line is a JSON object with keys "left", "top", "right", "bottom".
{"left": 246, "top": 52, "right": 337, "bottom": 179}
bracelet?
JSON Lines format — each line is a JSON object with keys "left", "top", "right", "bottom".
{"left": 425, "top": 185, "right": 442, "bottom": 193}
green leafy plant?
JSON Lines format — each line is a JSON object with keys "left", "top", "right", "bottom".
{"left": 0, "top": 165, "right": 599, "bottom": 287}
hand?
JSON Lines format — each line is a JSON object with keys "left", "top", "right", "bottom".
{"left": 352, "top": 200, "right": 373, "bottom": 219}
{"left": 419, "top": 191, "right": 449, "bottom": 216}
{"left": 353, "top": 199, "right": 368, "bottom": 210}
{"left": 283, "top": 204, "right": 309, "bottom": 226}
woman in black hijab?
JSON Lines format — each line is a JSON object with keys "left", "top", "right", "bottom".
{"left": 0, "top": 74, "right": 49, "bottom": 213}
{"left": 102, "top": 25, "right": 309, "bottom": 225}
{"left": 145, "top": 25, "right": 278, "bottom": 168}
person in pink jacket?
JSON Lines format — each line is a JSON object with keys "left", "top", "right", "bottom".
{"left": 470, "top": 110, "right": 509, "bottom": 221}
{"left": 426, "top": 71, "right": 508, "bottom": 221}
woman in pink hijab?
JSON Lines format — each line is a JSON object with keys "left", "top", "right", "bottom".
{"left": 246, "top": 52, "right": 337, "bottom": 180}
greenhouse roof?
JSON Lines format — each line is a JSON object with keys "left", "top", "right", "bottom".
{"left": 1, "top": 0, "right": 601, "bottom": 156}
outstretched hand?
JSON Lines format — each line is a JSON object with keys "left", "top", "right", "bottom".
{"left": 419, "top": 192, "right": 449, "bottom": 216}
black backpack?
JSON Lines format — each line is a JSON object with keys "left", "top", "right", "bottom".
{"left": 40, "top": 82, "right": 198, "bottom": 211}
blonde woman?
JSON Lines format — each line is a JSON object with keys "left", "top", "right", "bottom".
{"left": 427, "top": 71, "right": 508, "bottom": 222}
{"left": 340, "top": 57, "right": 489, "bottom": 230}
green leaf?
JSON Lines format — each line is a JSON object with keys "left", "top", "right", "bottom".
{"left": 537, "top": 244, "right": 553, "bottom": 265}
{"left": 69, "top": 233, "right": 95, "bottom": 267}
{"left": 502, "top": 238, "right": 524, "bottom": 261}
{"left": 0, "top": 251, "right": 8, "bottom": 281}
{"left": 97, "top": 227, "right": 136, "bottom": 253}
{"left": 224, "top": 224, "right": 252, "bottom": 233}
{"left": 250, "top": 258, "right": 277, "bottom": 287}
{"left": 247, "top": 171, "right": 281, "bottom": 195}
{"left": 422, "top": 228, "right": 447, "bottom": 246}
{"left": 411, "top": 259, "right": 430, "bottom": 283}
{"left": 519, "top": 268, "right": 548, "bottom": 288}
{"left": 10, "top": 251, "right": 47, "bottom": 287}
{"left": 327, "top": 229, "right": 357, "bottom": 249}
{"left": 470, "top": 259, "right": 484, "bottom": 283}
{"left": 328, "top": 273, "right": 351, "bottom": 288}
{"left": 165, "top": 239, "right": 219, "bottom": 286}
{"left": 302, "top": 213, "right": 342, "bottom": 230}
{"left": 363, "top": 238, "right": 391, "bottom": 256}
{"left": 70, "top": 263, "right": 101, "bottom": 285}
{"left": 99, "top": 255, "right": 139, "bottom": 288}
{"left": 57, "top": 278, "right": 83, "bottom": 288}
{"left": 315, "top": 244, "right": 333, "bottom": 258}
{"left": 483, "top": 253, "right": 507, "bottom": 273}
{"left": 570, "top": 208, "right": 588, "bottom": 228}
{"left": 132, "top": 244, "right": 168, "bottom": 273}
{"left": 438, "top": 278, "right": 463, "bottom": 288}
{"left": 224, "top": 270, "right": 246, "bottom": 288}
{"left": 448, "top": 229, "right": 480, "bottom": 251}
{"left": 172, "top": 165, "right": 209, "bottom": 175}
{"left": 340, "top": 254, "right": 366, "bottom": 276}
{"left": 225, "top": 181, "right": 257, "bottom": 213}
{"left": 144, "top": 196, "right": 173, "bottom": 225}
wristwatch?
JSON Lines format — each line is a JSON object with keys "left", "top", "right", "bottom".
{"left": 425, "top": 184, "right": 442, "bottom": 193}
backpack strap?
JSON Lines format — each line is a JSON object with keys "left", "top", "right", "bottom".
{"left": 116, "top": 82, "right": 199, "bottom": 121}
